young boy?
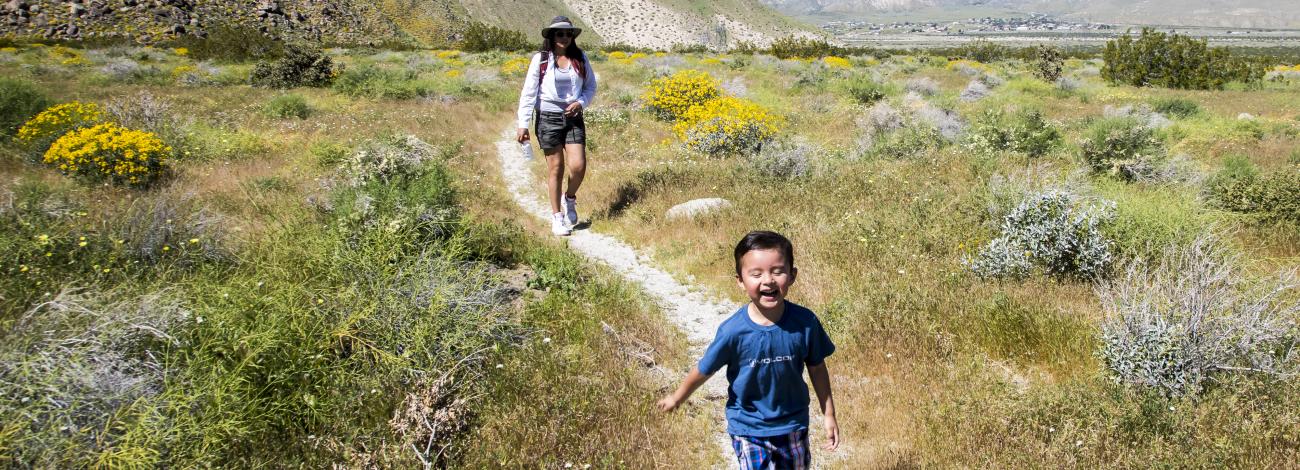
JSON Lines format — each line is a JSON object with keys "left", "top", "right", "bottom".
{"left": 658, "top": 231, "right": 839, "bottom": 469}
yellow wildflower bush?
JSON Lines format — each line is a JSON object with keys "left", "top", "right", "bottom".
{"left": 436, "top": 50, "right": 462, "bottom": 59}
{"left": 823, "top": 56, "right": 851, "bottom": 69}
{"left": 444, "top": 69, "right": 463, "bottom": 78}
{"left": 673, "top": 96, "right": 781, "bottom": 156}
{"left": 173, "top": 47, "right": 189, "bottom": 56}
{"left": 609, "top": 51, "right": 629, "bottom": 60}
{"left": 500, "top": 56, "right": 531, "bottom": 77}
{"left": 16, "top": 102, "right": 103, "bottom": 153}
{"left": 44, "top": 122, "right": 171, "bottom": 186}
{"left": 642, "top": 69, "right": 721, "bottom": 121}
{"left": 701, "top": 58, "right": 722, "bottom": 65}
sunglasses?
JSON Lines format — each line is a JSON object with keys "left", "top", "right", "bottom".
{"left": 552, "top": 30, "right": 575, "bottom": 38}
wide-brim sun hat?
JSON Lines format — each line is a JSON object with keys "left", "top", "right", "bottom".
{"left": 542, "top": 16, "right": 582, "bottom": 38}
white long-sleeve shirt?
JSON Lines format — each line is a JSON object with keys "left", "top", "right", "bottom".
{"left": 516, "top": 51, "right": 597, "bottom": 129}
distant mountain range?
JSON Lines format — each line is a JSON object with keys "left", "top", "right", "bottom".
{"left": 0, "top": 0, "right": 814, "bottom": 49}
{"left": 760, "top": 0, "right": 1300, "bottom": 29}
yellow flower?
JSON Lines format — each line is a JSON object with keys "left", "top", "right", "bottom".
{"left": 642, "top": 70, "right": 722, "bottom": 121}
{"left": 444, "top": 69, "right": 463, "bottom": 78}
{"left": 16, "top": 102, "right": 103, "bottom": 146}
{"left": 43, "top": 122, "right": 171, "bottom": 186}
{"left": 190, "top": 238, "right": 200, "bottom": 244}
{"left": 500, "top": 56, "right": 531, "bottom": 77}
{"left": 173, "top": 47, "right": 189, "bottom": 56}
{"left": 823, "top": 56, "right": 851, "bottom": 68}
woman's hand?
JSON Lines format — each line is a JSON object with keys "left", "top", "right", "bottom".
{"left": 564, "top": 102, "right": 583, "bottom": 117}
{"left": 516, "top": 128, "right": 529, "bottom": 143}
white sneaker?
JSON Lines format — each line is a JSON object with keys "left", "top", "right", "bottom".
{"left": 551, "top": 212, "right": 572, "bottom": 236}
{"left": 562, "top": 195, "right": 579, "bottom": 226}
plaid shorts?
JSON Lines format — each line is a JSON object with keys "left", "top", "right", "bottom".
{"left": 731, "top": 428, "right": 810, "bottom": 470}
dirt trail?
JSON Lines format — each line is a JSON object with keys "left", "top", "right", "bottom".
{"left": 495, "top": 129, "right": 738, "bottom": 465}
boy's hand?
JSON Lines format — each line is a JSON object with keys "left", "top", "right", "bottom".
{"left": 822, "top": 415, "right": 840, "bottom": 451}
{"left": 657, "top": 395, "right": 681, "bottom": 412}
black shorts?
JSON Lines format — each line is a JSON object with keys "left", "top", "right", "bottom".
{"left": 534, "top": 111, "right": 586, "bottom": 151}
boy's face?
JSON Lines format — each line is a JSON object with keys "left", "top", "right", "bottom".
{"left": 736, "top": 248, "right": 796, "bottom": 311}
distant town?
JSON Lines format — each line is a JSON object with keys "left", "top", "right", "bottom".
{"left": 821, "top": 14, "right": 1113, "bottom": 36}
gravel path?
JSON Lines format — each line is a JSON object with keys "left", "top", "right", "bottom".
{"left": 495, "top": 129, "right": 736, "bottom": 465}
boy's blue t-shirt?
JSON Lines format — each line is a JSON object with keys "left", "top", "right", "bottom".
{"left": 697, "top": 301, "right": 836, "bottom": 437}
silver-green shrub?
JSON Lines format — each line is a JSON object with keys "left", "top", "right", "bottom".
{"left": 341, "top": 135, "right": 437, "bottom": 187}
{"left": 967, "top": 190, "right": 1115, "bottom": 279}
{"left": 1079, "top": 117, "right": 1167, "bottom": 181}
{"left": 1098, "top": 236, "right": 1299, "bottom": 396}
{"left": 965, "top": 108, "right": 1062, "bottom": 158}
{"left": 750, "top": 139, "right": 815, "bottom": 179}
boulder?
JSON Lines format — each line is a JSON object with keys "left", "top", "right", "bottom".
{"left": 1237, "top": 112, "right": 1255, "bottom": 120}
{"left": 665, "top": 198, "right": 732, "bottom": 220}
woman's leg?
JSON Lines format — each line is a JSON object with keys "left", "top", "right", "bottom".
{"left": 545, "top": 147, "right": 566, "bottom": 214}
{"left": 563, "top": 143, "right": 586, "bottom": 198}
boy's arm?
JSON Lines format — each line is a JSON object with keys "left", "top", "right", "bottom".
{"left": 807, "top": 362, "right": 840, "bottom": 451}
{"left": 657, "top": 366, "right": 712, "bottom": 412}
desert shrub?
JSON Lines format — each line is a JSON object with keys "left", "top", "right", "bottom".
{"left": 868, "top": 124, "right": 943, "bottom": 159}
{"left": 102, "top": 92, "right": 190, "bottom": 160}
{"left": 857, "top": 101, "right": 904, "bottom": 136}
{"left": 844, "top": 76, "right": 889, "bottom": 104}
{"left": 1098, "top": 236, "right": 1300, "bottom": 397}
{"left": 960, "top": 80, "right": 991, "bottom": 102}
{"left": 1033, "top": 44, "right": 1064, "bottom": 82}
{"left": 769, "top": 36, "right": 840, "bottom": 59}
{"left": 1102, "top": 28, "right": 1267, "bottom": 90}
{"left": 965, "top": 109, "right": 1062, "bottom": 157}
{"left": 1150, "top": 97, "right": 1201, "bottom": 118}
{"left": 749, "top": 139, "right": 815, "bottom": 179}
{"left": 43, "top": 122, "right": 171, "bottom": 187}
{"left": 97, "top": 58, "right": 165, "bottom": 83}
{"left": 1207, "top": 159, "right": 1300, "bottom": 222}
{"left": 15, "top": 101, "right": 103, "bottom": 156}
{"left": 915, "top": 103, "right": 965, "bottom": 142}
{"left": 673, "top": 96, "right": 780, "bottom": 157}
{"left": 460, "top": 21, "right": 531, "bottom": 52}
{"left": 904, "top": 77, "right": 939, "bottom": 96}
{"left": 966, "top": 190, "right": 1116, "bottom": 280}
{"left": 1079, "top": 117, "right": 1166, "bottom": 181}
{"left": 952, "top": 39, "right": 1013, "bottom": 63}
{"left": 641, "top": 69, "right": 721, "bottom": 121}
{"left": 340, "top": 134, "right": 439, "bottom": 187}
{"left": 263, "top": 94, "right": 311, "bottom": 119}
{"left": 0, "top": 77, "right": 50, "bottom": 141}
{"left": 332, "top": 65, "right": 433, "bottom": 99}
{"left": 0, "top": 289, "right": 187, "bottom": 467}
{"left": 250, "top": 44, "right": 335, "bottom": 89}
{"left": 169, "top": 23, "right": 284, "bottom": 62}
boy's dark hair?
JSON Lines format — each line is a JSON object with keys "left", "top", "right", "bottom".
{"left": 734, "top": 231, "right": 795, "bottom": 276}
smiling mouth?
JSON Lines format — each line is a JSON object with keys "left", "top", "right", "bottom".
{"left": 759, "top": 288, "right": 779, "bottom": 298}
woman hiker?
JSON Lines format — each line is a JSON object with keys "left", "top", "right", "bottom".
{"left": 515, "top": 15, "right": 598, "bottom": 236}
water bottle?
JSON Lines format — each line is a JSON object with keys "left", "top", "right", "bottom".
{"left": 520, "top": 140, "right": 534, "bottom": 160}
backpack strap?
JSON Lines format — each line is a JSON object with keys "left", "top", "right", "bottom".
{"left": 537, "top": 52, "right": 549, "bottom": 96}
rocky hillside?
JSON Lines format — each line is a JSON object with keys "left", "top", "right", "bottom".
{"left": 762, "top": 0, "right": 1300, "bottom": 29}
{"left": 0, "top": 0, "right": 816, "bottom": 49}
